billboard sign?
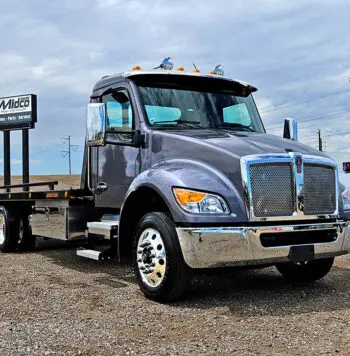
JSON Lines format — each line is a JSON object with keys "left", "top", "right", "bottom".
{"left": 0, "top": 94, "right": 37, "bottom": 130}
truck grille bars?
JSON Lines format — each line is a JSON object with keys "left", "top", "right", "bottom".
{"left": 303, "top": 164, "right": 337, "bottom": 215}
{"left": 241, "top": 153, "right": 339, "bottom": 221}
{"left": 249, "top": 163, "right": 295, "bottom": 217}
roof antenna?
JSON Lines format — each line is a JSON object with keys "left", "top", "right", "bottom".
{"left": 192, "top": 63, "right": 200, "bottom": 72}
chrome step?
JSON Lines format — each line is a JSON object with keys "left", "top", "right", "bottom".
{"left": 76, "top": 249, "right": 101, "bottom": 261}
{"left": 87, "top": 220, "right": 119, "bottom": 240}
{"left": 76, "top": 246, "right": 117, "bottom": 261}
{"left": 84, "top": 219, "right": 120, "bottom": 262}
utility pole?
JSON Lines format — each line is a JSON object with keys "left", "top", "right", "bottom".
{"left": 61, "top": 136, "right": 79, "bottom": 175}
{"left": 317, "top": 129, "right": 323, "bottom": 152}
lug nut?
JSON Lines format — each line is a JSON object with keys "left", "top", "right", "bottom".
{"left": 140, "top": 242, "right": 151, "bottom": 248}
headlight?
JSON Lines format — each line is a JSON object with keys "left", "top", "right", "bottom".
{"left": 342, "top": 189, "right": 350, "bottom": 211}
{"left": 173, "top": 188, "right": 230, "bottom": 214}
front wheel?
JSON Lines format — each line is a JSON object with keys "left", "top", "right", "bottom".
{"left": 133, "top": 212, "right": 189, "bottom": 302}
{"left": 276, "top": 257, "right": 334, "bottom": 282}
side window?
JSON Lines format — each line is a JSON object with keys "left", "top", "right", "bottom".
{"left": 223, "top": 103, "right": 251, "bottom": 127}
{"left": 102, "top": 89, "right": 133, "bottom": 132}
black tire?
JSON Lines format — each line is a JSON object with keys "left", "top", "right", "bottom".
{"left": 0, "top": 206, "right": 21, "bottom": 253}
{"left": 276, "top": 257, "right": 334, "bottom": 282}
{"left": 18, "top": 213, "right": 36, "bottom": 251}
{"left": 133, "top": 212, "right": 190, "bottom": 302}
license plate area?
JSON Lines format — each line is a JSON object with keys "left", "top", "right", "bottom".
{"left": 289, "top": 245, "right": 315, "bottom": 263}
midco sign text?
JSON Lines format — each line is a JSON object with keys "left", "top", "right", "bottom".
{"left": 0, "top": 94, "right": 37, "bottom": 130}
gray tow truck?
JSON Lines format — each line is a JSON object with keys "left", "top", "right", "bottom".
{"left": 0, "top": 59, "right": 349, "bottom": 301}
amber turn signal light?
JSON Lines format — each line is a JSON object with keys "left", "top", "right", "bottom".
{"left": 173, "top": 188, "right": 206, "bottom": 204}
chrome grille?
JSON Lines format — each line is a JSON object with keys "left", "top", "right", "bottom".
{"left": 249, "top": 163, "right": 294, "bottom": 217}
{"left": 304, "top": 164, "right": 336, "bottom": 215}
{"left": 243, "top": 154, "right": 339, "bottom": 220}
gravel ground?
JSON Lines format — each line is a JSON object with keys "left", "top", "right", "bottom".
{"left": 0, "top": 239, "right": 349, "bottom": 356}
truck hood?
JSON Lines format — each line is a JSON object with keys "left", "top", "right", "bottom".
{"left": 148, "top": 129, "right": 335, "bottom": 223}
{"left": 153, "top": 129, "right": 329, "bottom": 159}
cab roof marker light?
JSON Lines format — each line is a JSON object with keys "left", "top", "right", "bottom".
{"left": 132, "top": 65, "right": 141, "bottom": 70}
{"left": 177, "top": 66, "right": 185, "bottom": 71}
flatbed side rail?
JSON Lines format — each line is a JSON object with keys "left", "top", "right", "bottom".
{"left": 0, "top": 181, "right": 58, "bottom": 192}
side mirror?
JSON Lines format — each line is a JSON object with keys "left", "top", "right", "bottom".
{"left": 283, "top": 118, "right": 298, "bottom": 141}
{"left": 86, "top": 103, "right": 145, "bottom": 147}
{"left": 343, "top": 162, "right": 350, "bottom": 173}
{"left": 87, "top": 103, "right": 106, "bottom": 146}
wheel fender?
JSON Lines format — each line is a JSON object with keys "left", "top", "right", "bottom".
{"left": 121, "top": 158, "right": 247, "bottom": 224}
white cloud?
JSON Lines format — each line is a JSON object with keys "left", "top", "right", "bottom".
{"left": 97, "top": 0, "right": 122, "bottom": 7}
{"left": 0, "top": 0, "right": 349, "bottom": 173}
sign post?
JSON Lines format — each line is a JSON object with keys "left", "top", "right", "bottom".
{"left": 0, "top": 94, "right": 37, "bottom": 191}
{"left": 22, "top": 129, "right": 29, "bottom": 191}
{"left": 3, "top": 131, "right": 10, "bottom": 188}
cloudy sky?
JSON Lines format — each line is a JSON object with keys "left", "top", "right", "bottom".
{"left": 0, "top": 0, "right": 349, "bottom": 183}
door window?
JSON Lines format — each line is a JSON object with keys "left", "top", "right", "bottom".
{"left": 102, "top": 89, "right": 133, "bottom": 132}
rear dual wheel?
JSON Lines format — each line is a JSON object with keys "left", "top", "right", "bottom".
{"left": 0, "top": 206, "right": 35, "bottom": 253}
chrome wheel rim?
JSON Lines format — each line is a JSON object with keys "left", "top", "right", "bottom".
{"left": 136, "top": 228, "right": 166, "bottom": 288}
{"left": 0, "top": 213, "right": 5, "bottom": 245}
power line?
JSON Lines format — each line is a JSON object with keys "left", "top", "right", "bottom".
{"left": 61, "top": 136, "right": 79, "bottom": 175}
{"left": 261, "top": 89, "right": 350, "bottom": 115}
{"left": 32, "top": 144, "right": 64, "bottom": 156}
{"left": 266, "top": 109, "right": 350, "bottom": 129}
{"left": 323, "top": 128, "right": 350, "bottom": 138}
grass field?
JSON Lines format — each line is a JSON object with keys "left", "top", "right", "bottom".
{"left": 0, "top": 174, "right": 81, "bottom": 191}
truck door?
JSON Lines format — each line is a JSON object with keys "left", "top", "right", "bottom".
{"left": 90, "top": 84, "right": 141, "bottom": 208}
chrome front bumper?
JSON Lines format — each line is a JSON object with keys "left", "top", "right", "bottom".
{"left": 176, "top": 222, "right": 350, "bottom": 268}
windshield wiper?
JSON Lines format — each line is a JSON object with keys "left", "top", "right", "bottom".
{"left": 217, "top": 123, "right": 256, "bottom": 132}
{"left": 153, "top": 120, "right": 204, "bottom": 128}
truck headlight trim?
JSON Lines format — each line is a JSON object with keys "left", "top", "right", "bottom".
{"left": 342, "top": 189, "right": 350, "bottom": 211}
{"left": 173, "top": 188, "right": 230, "bottom": 214}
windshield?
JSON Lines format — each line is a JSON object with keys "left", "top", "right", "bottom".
{"left": 136, "top": 82, "right": 265, "bottom": 132}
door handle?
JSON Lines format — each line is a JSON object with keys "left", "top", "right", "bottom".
{"left": 95, "top": 182, "right": 108, "bottom": 194}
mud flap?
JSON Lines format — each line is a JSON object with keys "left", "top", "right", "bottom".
{"left": 289, "top": 245, "right": 315, "bottom": 263}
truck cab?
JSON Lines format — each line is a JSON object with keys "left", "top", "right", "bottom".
{"left": 0, "top": 61, "right": 348, "bottom": 302}
{"left": 83, "top": 67, "right": 349, "bottom": 301}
